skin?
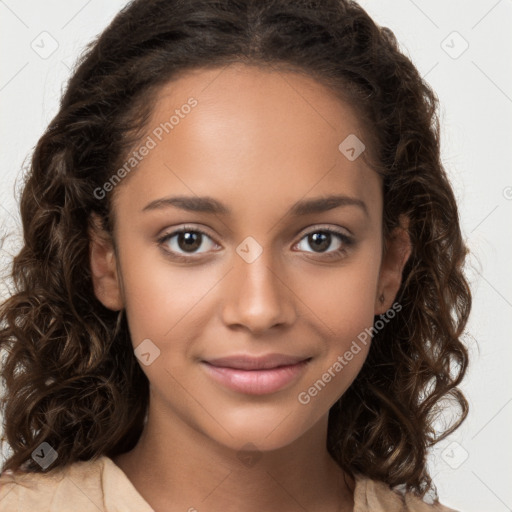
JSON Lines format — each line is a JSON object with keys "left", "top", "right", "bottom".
{"left": 89, "top": 63, "right": 411, "bottom": 512}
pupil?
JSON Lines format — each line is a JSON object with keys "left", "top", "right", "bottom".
{"left": 179, "top": 232, "right": 201, "bottom": 252}
{"left": 310, "top": 232, "right": 329, "bottom": 252}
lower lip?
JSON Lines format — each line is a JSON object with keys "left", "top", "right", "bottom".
{"left": 201, "top": 359, "right": 311, "bottom": 395}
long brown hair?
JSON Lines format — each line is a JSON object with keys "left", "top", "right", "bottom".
{"left": 0, "top": 0, "right": 471, "bottom": 498}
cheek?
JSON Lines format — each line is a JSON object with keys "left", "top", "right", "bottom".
{"left": 296, "top": 248, "right": 381, "bottom": 334}
{"left": 117, "top": 234, "right": 213, "bottom": 343}
{"left": 293, "top": 250, "right": 380, "bottom": 394}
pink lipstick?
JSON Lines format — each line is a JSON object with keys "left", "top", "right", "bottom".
{"left": 201, "top": 353, "right": 311, "bottom": 395}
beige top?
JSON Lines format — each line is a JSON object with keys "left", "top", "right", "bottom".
{"left": 0, "top": 456, "right": 458, "bottom": 512}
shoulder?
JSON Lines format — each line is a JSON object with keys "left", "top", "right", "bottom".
{"left": 353, "top": 474, "right": 460, "bottom": 512}
{"left": 0, "top": 455, "right": 153, "bottom": 512}
{"left": 0, "top": 456, "right": 108, "bottom": 512}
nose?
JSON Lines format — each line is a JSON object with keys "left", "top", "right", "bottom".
{"left": 220, "top": 247, "right": 297, "bottom": 334}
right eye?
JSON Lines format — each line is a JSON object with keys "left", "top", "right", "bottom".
{"left": 157, "top": 226, "right": 221, "bottom": 262}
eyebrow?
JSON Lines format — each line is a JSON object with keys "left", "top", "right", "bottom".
{"left": 142, "top": 194, "right": 369, "bottom": 218}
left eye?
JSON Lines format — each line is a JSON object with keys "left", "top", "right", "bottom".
{"left": 295, "top": 229, "right": 352, "bottom": 254}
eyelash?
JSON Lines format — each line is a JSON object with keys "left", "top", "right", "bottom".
{"left": 156, "top": 224, "right": 355, "bottom": 263}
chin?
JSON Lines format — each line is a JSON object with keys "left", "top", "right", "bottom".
{"left": 195, "top": 402, "right": 324, "bottom": 455}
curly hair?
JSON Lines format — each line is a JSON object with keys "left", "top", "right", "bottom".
{"left": 0, "top": 0, "right": 471, "bottom": 499}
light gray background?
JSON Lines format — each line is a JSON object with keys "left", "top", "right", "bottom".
{"left": 1, "top": 1, "right": 511, "bottom": 511}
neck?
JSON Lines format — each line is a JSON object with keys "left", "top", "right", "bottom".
{"left": 113, "top": 394, "right": 355, "bottom": 512}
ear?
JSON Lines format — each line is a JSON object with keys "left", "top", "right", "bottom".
{"left": 374, "top": 214, "right": 412, "bottom": 315}
{"left": 88, "top": 213, "right": 124, "bottom": 311}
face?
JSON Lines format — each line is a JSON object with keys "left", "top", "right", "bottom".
{"left": 90, "top": 63, "right": 410, "bottom": 453}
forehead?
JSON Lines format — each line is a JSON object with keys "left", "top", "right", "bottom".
{"left": 113, "top": 63, "right": 382, "bottom": 225}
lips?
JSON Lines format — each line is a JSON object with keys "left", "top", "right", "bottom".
{"left": 203, "top": 353, "right": 311, "bottom": 370}
{"left": 200, "top": 353, "right": 312, "bottom": 395}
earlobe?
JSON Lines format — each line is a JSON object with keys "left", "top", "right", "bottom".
{"left": 374, "top": 214, "right": 412, "bottom": 315}
{"left": 88, "top": 213, "right": 124, "bottom": 311}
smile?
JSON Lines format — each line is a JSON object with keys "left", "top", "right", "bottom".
{"left": 200, "top": 358, "right": 312, "bottom": 395}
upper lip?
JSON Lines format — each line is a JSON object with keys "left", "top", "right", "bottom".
{"left": 203, "top": 353, "right": 311, "bottom": 370}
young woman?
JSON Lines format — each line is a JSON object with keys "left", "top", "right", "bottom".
{"left": 0, "top": 0, "right": 471, "bottom": 511}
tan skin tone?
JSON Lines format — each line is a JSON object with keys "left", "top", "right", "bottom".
{"left": 89, "top": 63, "right": 411, "bottom": 512}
